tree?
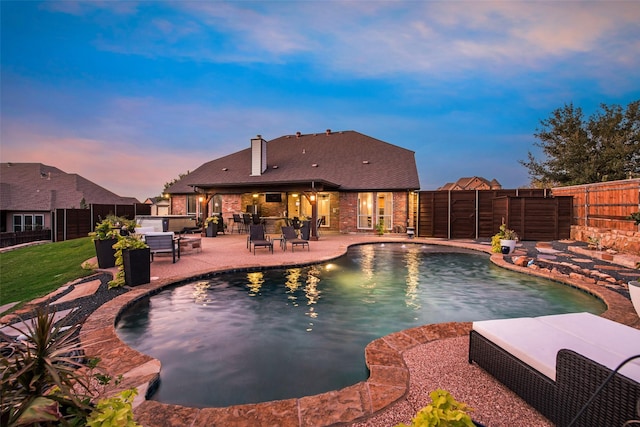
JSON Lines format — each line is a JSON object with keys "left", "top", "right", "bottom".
{"left": 520, "top": 100, "right": 640, "bottom": 187}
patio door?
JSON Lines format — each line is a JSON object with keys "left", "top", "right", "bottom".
{"left": 377, "top": 192, "right": 393, "bottom": 230}
{"left": 318, "top": 193, "right": 330, "bottom": 227}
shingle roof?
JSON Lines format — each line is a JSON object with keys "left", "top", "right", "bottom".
{"left": 0, "top": 163, "right": 139, "bottom": 211}
{"left": 167, "top": 130, "right": 420, "bottom": 193}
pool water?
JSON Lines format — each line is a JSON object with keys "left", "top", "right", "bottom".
{"left": 115, "top": 244, "right": 605, "bottom": 407}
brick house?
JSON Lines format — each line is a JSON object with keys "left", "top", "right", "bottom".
{"left": 438, "top": 176, "right": 502, "bottom": 191}
{"left": 165, "top": 130, "right": 420, "bottom": 235}
{"left": 0, "top": 163, "right": 139, "bottom": 233}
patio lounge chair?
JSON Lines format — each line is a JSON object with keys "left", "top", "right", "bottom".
{"left": 468, "top": 312, "right": 640, "bottom": 426}
{"left": 281, "top": 226, "right": 309, "bottom": 252}
{"left": 248, "top": 224, "right": 273, "bottom": 254}
{"left": 144, "top": 232, "right": 180, "bottom": 263}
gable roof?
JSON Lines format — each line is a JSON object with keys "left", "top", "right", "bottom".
{"left": 438, "top": 176, "right": 502, "bottom": 191}
{"left": 167, "top": 130, "right": 420, "bottom": 193}
{"left": 0, "top": 163, "right": 139, "bottom": 211}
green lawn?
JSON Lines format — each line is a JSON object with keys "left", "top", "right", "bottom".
{"left": 0, "top": 237, "right": 96, "bottom": 307}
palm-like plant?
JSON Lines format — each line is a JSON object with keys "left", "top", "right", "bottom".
{"left": 1, "top": 309, "right": 92, "bottom": 426}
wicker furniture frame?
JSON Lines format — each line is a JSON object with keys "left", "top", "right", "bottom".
{"left": 469, "top": 330, "right": 640, "bottom": 427}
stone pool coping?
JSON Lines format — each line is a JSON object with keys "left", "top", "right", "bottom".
{"left": 78, "top": 236, "right": 639, "bottom": 426}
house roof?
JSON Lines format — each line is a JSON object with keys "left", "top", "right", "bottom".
{"left": 0, "top": 163, "right": 139, "bottom": 211}
{"left": 167, "top": 130, "right": 420, "bottom": 194}
{"left": 438, "top": 176, "right": 502, "bottom": 191}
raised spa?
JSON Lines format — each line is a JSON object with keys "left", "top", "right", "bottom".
{"left": 115, "top": 244, "right": 604, "bottom": 407}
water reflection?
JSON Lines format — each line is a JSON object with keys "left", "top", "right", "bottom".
{"left": 246, "top": 272, "right": 264, "bottom": 296}
{"left": 192, "top": 281, "right": 212, "bottom": 305}
{"left": 404, "top": 248, "right": 421, "bottom": 310}
{"left": 304, "top": 266, "right": 321, "bottom": 330}
{"left": 285, "top": 268, "right": 302, "bottom": 306}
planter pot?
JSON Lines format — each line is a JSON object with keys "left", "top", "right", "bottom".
{"left": 629, "top": 281, "right": 640, "bottom": 317}
{"left": 94, "top": 238, "right": 118, "bottom": 268}
{"left": 206, "top": 223, "right": 218, "bottom": 237}
{"left": 123, "top": 248, "right": 151, "bottom": 286}
{"left": 500, "top": 239, "right": 517, "bottom": 255}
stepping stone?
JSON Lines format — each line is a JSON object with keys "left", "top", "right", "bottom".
{"left": 0, "top": 301, "right": 19, "bottom": 314}
{"left": 571, "top": 258, "right": 594, "bottom": 263}
{"left": 537, "top": 247, "right": 561, "bottom": 254}
{"left": 537, "top": 254, "right": 557, "bottom": 260}
{"left": 51, "top": 279, "right": 102, "bottom": 305}
{"left": 594, "top": 264, "right": 622, "bottom": 271}
{"left": 0, "top": 308, "right": 77, "bottom": 338}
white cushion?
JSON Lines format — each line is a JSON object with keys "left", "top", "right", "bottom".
{"left": 473, "top": 313, "right": 640, "bottom": 382}
{"left": 135, "top": 226, "right": 157, "bottom": 234}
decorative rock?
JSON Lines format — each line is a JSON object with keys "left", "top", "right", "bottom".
{"left": 513, "top": 256, "right": 530, "bottom": 267}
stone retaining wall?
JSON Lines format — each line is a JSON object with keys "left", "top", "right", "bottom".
{"left": 571, "top": 225, "right": 640, "bottom": 255}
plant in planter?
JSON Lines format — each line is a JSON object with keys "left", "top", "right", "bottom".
{"left": 491, "top": 223, "right": 518, "bottom": 254}
{"left": 89, "top": 215, "right": 136, "bottom": 268}
{"left": 396, "top": 389, "right": 479, "bottom": 427}
{"left": 109, "top": 234, "right": 150, "bottom": 288}
{"left": 204, "top": 216, "right": 219, "bottom": 237}
{"left": 376, "top": 219, "right": 386, "bottom": 236}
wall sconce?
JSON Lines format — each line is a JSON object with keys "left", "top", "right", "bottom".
{"left": 310, "top": 194, "right": 316, "bottom": 202}
{"left": 198, "top": 196, "right": 204, "bottom": 203}
{"left": 253, "top": 193, "right": 259, "bottom": 198}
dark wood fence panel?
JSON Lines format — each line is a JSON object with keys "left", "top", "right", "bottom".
{"left": 417, "top": 189, "right": 565, "bottom": 240}
{"left": 0, "top": 230, "right": 52, "bottom": 248}
{"left": 551, "top": 179, "right": 640, "bottom": 231}
{"left": 54, "top": 203, "right": 152, "bottom": 242}
{"left": 492, "top": 196, "right": 572, "bottom": 240}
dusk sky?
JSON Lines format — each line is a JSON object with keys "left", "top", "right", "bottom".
{"left": 2, "top": 1, "right": 639, "bottom": 201}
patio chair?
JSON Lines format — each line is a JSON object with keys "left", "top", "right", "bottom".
{"left": 144, "top": 232, "right": 180, "bottom": 263}
{"left": 231, "top": 214, "right": 244, "bottom": 233}
{"left": 248, "top": 224, "right": 273, "bottom": 254}
{"left": 300, "top": 221, "right": 311, "bottom": 240}
{"left": 281, "top": 226, "right": 309, "bottom": 252}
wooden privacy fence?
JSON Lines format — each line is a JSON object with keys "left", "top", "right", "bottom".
{"left": 417, "top": 189, "right": 572, "bottom": 240}
{"left": 53, "top": 203, "right": 151, "bottom": 242}
{"left": 551, "top": 178, "right": 640, "bottom": 232}
{"left": 0, "top": 230, "right": 52, "bottom": 248}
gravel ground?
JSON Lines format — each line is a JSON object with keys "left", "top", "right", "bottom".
{"left": 350, "top": 336, "right": 554, "bottom": 427}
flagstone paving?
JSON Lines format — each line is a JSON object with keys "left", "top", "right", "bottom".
{"left": 3, "top": 234, "right": 639, "bottom": 426}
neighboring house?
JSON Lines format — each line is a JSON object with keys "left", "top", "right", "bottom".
{"left": 438, "top": 176, "right": 502, "bottom": 191}
{"left": 144, "top": 197, "right": 171, "bottom": 216}
{"left": 166, "top": 130, "right": 420, "bottom": 235}
{"left": 0, "top": 163, "right": 139, "bottom": 233}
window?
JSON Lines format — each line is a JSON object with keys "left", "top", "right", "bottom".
{"left": 357, "top": 193, "right": 373, "bottom": 229}
{"left": 13, "top": 214, "right": 45, "bottom": 232}
{"left": 187, "top": 195, "right": 197, "bottom": 216}
{"left": 377, "top": 192, "right": 393, "bottom": 230}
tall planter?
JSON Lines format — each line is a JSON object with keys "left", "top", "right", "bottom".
{"left": 206, "top": 223, "right": 218, "bottom": 237}
{"left": 94, "top": 238, "right": 118, "bottom": 268}
{"left": 122, "top": 248, "right": 150, "bottom": 286}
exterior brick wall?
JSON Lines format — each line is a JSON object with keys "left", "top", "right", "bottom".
{"left": 171, "top": 196, "right": 187, "bottom": 215}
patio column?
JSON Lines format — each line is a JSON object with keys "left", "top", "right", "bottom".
{"left": 309, "top": 193, "right": 318, "bottom": 241}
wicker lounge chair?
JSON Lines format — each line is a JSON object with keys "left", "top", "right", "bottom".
{"left": 281, "top": 226, "right": 309, "bottom": 252}
{"left": 247, "top": 224, "right": 273, "bottom": 254}
{"left": 468, "top": 313, "right": 640, "bottom": 426}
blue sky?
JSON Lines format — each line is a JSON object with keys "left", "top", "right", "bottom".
{"left": 2, "top": 1, "right": 639, "bottom": 201}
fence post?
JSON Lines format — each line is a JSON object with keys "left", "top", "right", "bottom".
{"left": 447, "top": 190, "right": 451, "bottom": 240}
{"left": 475, "top": 190, "right": 479, "bottom": 240}
{"left": 585, "top": 187, "right": 589, "bottom": 227}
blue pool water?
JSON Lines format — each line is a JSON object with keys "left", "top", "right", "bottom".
{"left": 115, "top": 244, "right": 605, "bottom": 407}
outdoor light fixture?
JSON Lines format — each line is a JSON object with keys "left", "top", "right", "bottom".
{"left": 199, "top": 196, "right": 204, "bottom": 203}
{"left": 253, "top": 193, "right": 259, "bottom": 198}
{"left": 310, "top": 194, "right": 316, "bottom": 202}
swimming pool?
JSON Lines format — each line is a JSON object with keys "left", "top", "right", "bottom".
{"left": 115, "top": 244, "right": 605, "bottom": 407}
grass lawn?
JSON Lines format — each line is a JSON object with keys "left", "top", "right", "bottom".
{"left": 0, "top": 237, "right": 96, "bottom": 308}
